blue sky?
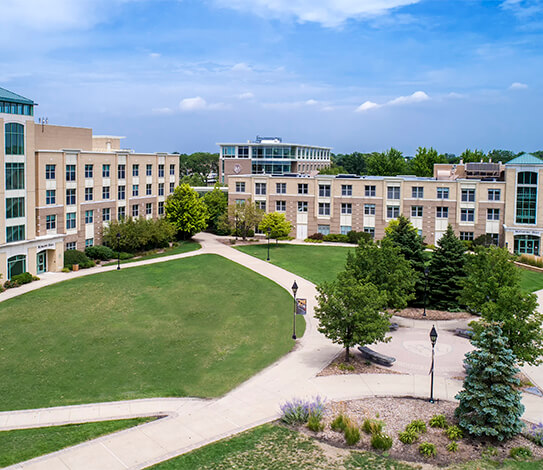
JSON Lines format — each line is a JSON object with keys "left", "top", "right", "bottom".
{"left": 2, "top": 0, "right": 542, "bottom": 155}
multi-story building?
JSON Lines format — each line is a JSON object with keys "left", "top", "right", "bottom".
{"left": 1, "top": 87, "right": 178, "bottom": 280}
{"left": 227, "top": 156, "right": 543, "bottom": 257}
{"left": 218, "top": 136, "right": 331, "bottom": 183}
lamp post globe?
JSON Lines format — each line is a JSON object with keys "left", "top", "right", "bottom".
{"left": 291, "top": 280, "right": 298, "bottom": 340}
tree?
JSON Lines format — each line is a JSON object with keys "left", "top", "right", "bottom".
{"left": 365, "top": 148, "right": 408, "bottom": 176}
{"left": 459, "top": 149, "right": 487, "bottom": 163}
{"left": 427, "top": 225, "right": 466, "bottom": 310}
{"left": 487, "top": 149, "right": 518, "bottom": 163}
{"left": 258, "top": 212, "right": 293, "bottom": 243}
{"left": 383, "top": 215, "right": 427, "bottom": 306}
{"left": 455, "top": 323, "right": 524, "bottom": 441}
{"left": 178, "top": 152, "right": 219, "bottom": 182}
{"left": 218, "top": 199, "right": 264, "bottom": 240}
{"left": 203, "top": 184, "right": 227, "bottom": 233}
{"left": 344, "top": 238, "right": 416, "bottom": 310}
{"left": 409, "top": 147, "right": 447, "bottom": 177}
{"left": 333, "top": 152, "right": 369, "bottom": 175}
{"left": 315, "top": 272, "right": 389, "bottom": 362}
{"left": 102, "top": 217, "right": 176, "bottom": 253}
{"left": 165, "top": 183, "right": 209, "bottom": 239}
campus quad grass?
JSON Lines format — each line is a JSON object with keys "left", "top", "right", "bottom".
{"left": 519, "top": 268, "right": 543, "bottom": 293}
{"left": 0, "top": 418, "right": 154, "bottom": 468}
{"left": 0, "top": 254, "right": 304, "bottom": 411}
{"left": 236, "top": 244, "right": 353, "bottom": 285}
{"left": 104, "top": 240, "right": 201, "bottom": 266}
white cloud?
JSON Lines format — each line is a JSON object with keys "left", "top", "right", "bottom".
{"left": 213, "top": 0, "right": 421, "bottom": 28}
{"left": 179, "top": 96, "right": 226, "bottom": 111}
{"left": 501, "top": 0, "right": 543, "bottom": 19}
{"left": 305, "top": 99, "right": 318, "bottom": 105}
{"left": 151, "top": 107, "right": 174, "bottom": 115}
{"left": 231, "top": 62, "right": 253, "bottom": 73}
{"left": 238, "top": 92, "right": 255, "bottom": 100}
{"left": 356, "top": 101, "right": 381, "bottom": 112}
{"left": 149, "top": 52, "right": 161, "bottom": 59}
{"left": 356, "top": 91, "right": 429, "bottom": 112}
{"left": 510, "top": 81, "right": 528, "bottom": 89}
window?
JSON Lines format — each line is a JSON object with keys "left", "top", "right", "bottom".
{"left": 118, "top": 185, "right": 125, "bottom": 200}
{"left": 387, "top": 206, "right": 400, "bottom": 219}
{"left": 5, "top": 123, "right": 24, "bottom": 155}
{"left": 46, "top": 215, "right": 56, "bottom": 230}
{"left": 146, "top": 164, "right": 152, "bottom": 176}
{"left": 66, "top": 212, "right": 76, "bottom": 229}
{"left": 170, "top": 164, "right": 176, "bottom": 175}
{"left": 66, "top": 188, "right": 76, "bottom": 205}
{"left": 365, "top": 185, "right": 376, "bottom": 197}
{"left": 298, "top": 201, "right": 308, "bottom": 212}
{"left": 364, "top": 227, "right": 375, "bottom": 238}
{"left": 118, "top": 164, "right": 125, "bottom": 179}
{"left": 146, "top": 183, "right": 152, "bottom": 195}
{"left": 7, "top": 254, "right": 26, "bottom": 280}
{"left": 276, "top": 200, "right": 286, "bottom": 212}
{"left": 132, "top": 184, "right": 139, "bottom": 197}
{"left": 488, "top": 189, "right": 501, "bottom": 201}
{"left": 6, "top": 225, "right": 25, "bottom": 243}
{"left": 46, "top": 189, "right": 56, "bottom": 205}
{"left": 437, "top": 187, "right": 449, "bottom": 199}
{"left": 461, "top": 189, "right": 475, "bottom": 202}
{"left": 489, "top": 233, "right": 499, "bottom": 246}
{"left": 158, "top": 164, "right": 165, "bottom": 178}
{"left": 276, "top": 183, "right": 286, "bottom": 194}
{"left": 6, "top": 197, "right": 24, "bottom": 218}
{"left": 460, "top": 232, "right": 474, "bottom": 241}
{"left": 132, "top": 204, "right": 139, "bottom": 217}
{"left": 412, "top": 187, "right": 424, "bottom": 198}
{"left": 236, "top": 182, "right": 246, "bottom": 192}
{"left": 341, "top": 203, "right": 352, "bottom": 214}
{"left": 222, "top": 146, "right": 235, "bottom": 157}
{"left": 132, "top": 164, "right": 139, "bottom": 177}
{"left": 84, "top": 187, "right": 93, "bottom": 201}
{"left": 340, "top": 225, "right": 352, "bottom": 235}
{"left": 102, "top": 164, "right": 110, "bottom": 178}
{"left": 66, "top": 241, "right": 76, "bottom": 251}
{"left": 85, "top": 238, "right": 94, "bottom": 248}
{"left": 66, "top": 164, "right": 76, "bottom": 181}
{"left": 516, "top": 171, "right": 537, "bottom": 224}
{"left": 487, "top": 208, "right": 500, "bottom": 220}
{"left": 85, "top": 210, "right": 93, "bottom": 224}
{"left": 238, "top": 146, "right": 249, "bottom": 157}
{"left": 45, "top": 164, "right": 55, "bottom": 180}
{"left": 364, "top": 204, "right": 376, "bottom": 215}
{"left": 318, "top": 225, "right": 330, "bottom": 235}
{"left": 411, "top": 206, "right": 423, "bottom": 217}
{"left": 387, "top": 187, "right": 400, "bottom": 199}
{"left": 5, "top": 162, "right": 25, "bottom": 189}
{"left": 146, "top": 203, "right": 152, "bottom": 215}
{"left": 461, "top": 208, "right": 475, "bottom": 222}
{"left": 102, "top": 186, "right": 110, "bottom": 200}
{"left": 436, "top": 207, "right": 448, "bottom": 218}
{"left": 298, "top": 183, "right": 308, "bottom": 195}
{"left": 256, "top": 201, "right": 266, "bottom": 211}
{"left": 102, "top": 208, "right": 110, "bottom": 222}
{"left": 118, "top": 206, "right": 126, "bottom": 220}
{"left": 255, "top": 183, "right": 267, "bottom": 195}
{"left": 318, "top": 203, "right": 330, "bottom": 216}
{"left": 341, "top": 185, "right": 352, "bottom": 196}
{"left": 170, "top": 182, "right": 175, "bottom": 193}
{"left": 319, "top": 185, "right": 331, "bottom": 197}
{"left": 158, "top": 183, "right": 164, "bottom": 196}
{"left": 85, "top": 164, "right": 93, "bottom": 178}
{"left": 158, "top": 201, "right": 164, "bottom": 216}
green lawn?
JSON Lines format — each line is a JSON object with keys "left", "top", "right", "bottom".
{"left": 519, "top": 268, "right": 543, "bottom": 293}
{"left": 236, "top": 244, "right": 353, "bottom": 285}
{"left": 104, "top": 240, "right": 201, "bottom": 266}
{"left": 0, "top": 418, "right": 154, "bottom": 468}
{"left": 0, "top": 254, "right": 304, "bottom": 411}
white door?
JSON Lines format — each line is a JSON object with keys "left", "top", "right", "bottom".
{"left": 297, "top": 224, "right": 307, "bottom": 239}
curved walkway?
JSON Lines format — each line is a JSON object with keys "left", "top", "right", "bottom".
{"left": 1, "top": 233, "right": 542, "bottom": 469}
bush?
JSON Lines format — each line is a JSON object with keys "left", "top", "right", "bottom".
{"left": 344, "top": 423, "right": 361, "bottom": 446}
{"left": 526, "top": 422, "right": 543, "bottom": 446}
{"left": 307, "top": 412, "right": 324, "bottom": 432}
{"left": 11, "top": 272, "right": 34, "bottom": 285}
{"left": 64, "top": 250, "right": 94, "bottom": 269}
{"left": 102, "top": 217, "right": 176, "bottom": 253}
{"left": 119, "top": 252, "right": 134, "bottom": 260}
{"left": 406, "top": 420, "right": 427, "bottom": 434}
{"left": 85, "top": 245, "right": 115, "bottom": 261}
{"left": 519, "top": 255, "right": 543, "bottom": 269}
{"left": 398, "top": 429, "right": 418, "bottom": 444}
{"left": 280, "top": 397, "right": 325, "bottom": 425}
{"left": 323, "top": 234, "right": 349, "bottom": 243}
{"left": 371, "top": 433, "right": 393, "bottom": 450}
{"left": 362, "top": 418, "right": 384, "bottom": 435}
{"left": 473, "top": 234, "right": 497, "bottom": 247}
{"left": 509, "top": 447, "right": 533, "bottom": 460}
{"left": 446, "top": 425, "right": 463, "bottom": 440}
{"left": 304, "top": 238, "right": 323, "bottom": 243}
{"left": 347, "top": 231, "right": 371, "bottom": 245}
{"left": 446, "top": 441, "right": 459, "bottom": 453}
{"left": 308, "top": 232, "right": 324, "bottom": 240}
{"left": 61, "top": 267, "right": 70, "bottom": 273}
{"left": 338, "top": 362, "right": 355, "bottom": 371}
{"left": 429, "top": 414, "right": 448, "bottom": 429}
{"left": 419, "top": 442, "right": 437, "bottom": 458}
{"left": 331, "top": 414, "right": 349, "bottom": 432}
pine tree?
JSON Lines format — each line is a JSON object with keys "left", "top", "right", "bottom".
{"left": 455, "top": 323, "right": 525, "bottom": 441}
{"left": 427, "top": 225, "right": 466, "bottom": 310}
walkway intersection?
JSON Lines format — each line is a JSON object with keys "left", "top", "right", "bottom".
{"left": 1, "top": 233, "right": 542, "bottom": 469}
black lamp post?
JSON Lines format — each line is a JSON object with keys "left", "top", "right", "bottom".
{"left": 429, "top": 325, "right": 438, "bottom": 403}
{"left": 292, "top": 281, "right": 298, "bottom": 340}
{"left": 267, "top": 227, "right": 271, "bottom": 261}
{"left": 116, "top": 232, "right": 121, "bottom": 270}
{"left": 423, "top": 266, "right": 429, "bottom": 317}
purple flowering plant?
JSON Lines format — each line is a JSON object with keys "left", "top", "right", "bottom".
{"left": 526, "top": 422, "right": 543, "bottom": 446}
{"left": 280, "top": 396, "right": 326, "bottom": 425}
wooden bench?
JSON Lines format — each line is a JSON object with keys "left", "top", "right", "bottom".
{"left": 358, "top": 346, "right": 396, "bottom": 367}
{"left": 389, "top": 322, "right": 399, "bottom": 331}
{"left": 454, "top": 328, "right": 473, "bottom": 339}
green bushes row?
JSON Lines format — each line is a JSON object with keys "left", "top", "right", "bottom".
{"left": 85, "top": 245, "right": 115, "bottom": 261}
{"left": 102, "top": 217, "right": 176, "bottom": 253}
{"left": 306, "top": 231, "right": 371, "bottom": 244}
{"left": 63, "top": 250, "right": 95, "bottom": 270}
{"left": 3, "top": 272, "right": 39, "bottom": 289}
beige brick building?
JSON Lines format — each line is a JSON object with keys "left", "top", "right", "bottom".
{"left": 1, "top": 87, "right": 178, "bottom": 280}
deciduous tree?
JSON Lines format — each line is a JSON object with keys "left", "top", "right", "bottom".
{"left": 218, "top": 199, "right": 264, "bottom": 240}
{"left": 258, "top": 212, "right": 293, "bottom": 243}
{"left": 165, "top": 183, "right": 209, "bottom": 239}
{"left": 203, "top": 184, "right": 227, "bottom": 233}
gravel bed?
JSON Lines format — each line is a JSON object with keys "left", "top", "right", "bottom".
{"left": 394, "top": 308, "right": 475, "bottom": 321}
{"left": 317, "top": 351, "right": 403, "bottom": 376}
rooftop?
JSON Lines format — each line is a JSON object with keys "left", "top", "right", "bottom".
{"left": 0, "top": 87, "right": 34, "bottom": 105}
{"left": 505, "top": 153, "right": 543, "bottom": 166}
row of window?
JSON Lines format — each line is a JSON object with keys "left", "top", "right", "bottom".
{"left": 223, "top": 146, "right": 330, "bottom": 159}
{"left": 50, "top": 163, "right": 175, "bottom": 181}
{"left": 0, "top": 102, "right": 33, "bottom": 116}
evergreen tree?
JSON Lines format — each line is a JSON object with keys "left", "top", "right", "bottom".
{"left": 427, "top": 225, "right": 466, "bottom": 310}
{"left": 455, "top": 323, "right": 525, "bottom": 441}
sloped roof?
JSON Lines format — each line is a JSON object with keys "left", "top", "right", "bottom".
{"left": 505, "top": 154, "right": 543, "bottom": 166}
{"left": 0, "top": 87, "right": 34, "bottom": 105}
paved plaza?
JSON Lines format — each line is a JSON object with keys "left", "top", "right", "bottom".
{"left": 0, "top": 233, "right": 542, "bottom": 469}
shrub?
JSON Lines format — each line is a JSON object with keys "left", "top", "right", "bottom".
{"left": 85, "top": 245, "right": 115, "bottom": 261}
{"left": 338, "top": 362, "right": 355, "bottom": 371}
{"left": 307, "top": 412, "right": 324, "bottom": 432}
{"left": 398, "top": 429, "right": 418, "bottom": 444}
{"left": 362, "top": 418, "right": 384, "bottom": 435}
{"left": 344, "top": 423, "right": 361, "bottom": 446}
{"left": 446, "top": 441, "right": 459, "bottom": 453}
{"left": 419, "top": 442, "right": 437, "bottom": 458}
{"left": 481, "top": 446, "right": 498, "bottom": 458}
{"left": 323, "top": 234, "right": 349, "bottom": 243}
{"left": 308, "top": 232, "right": 324, "bottom": 240}
{"left": 304, "top": 238, "right": 323, "bottom": 243}
{"left": 331, "top": 414, "right": 349, "bottom": 432}
{"left": 526, "top": 422, "right": 543, "bottom": 446}
{"left": 347, "top": 231, "right": 371, "bottom": 245}
{"left": 371, "top": 433, "right": 393, "bottom": 450}
{"left": 119, "top": 252, "right": 134, "bottom": 260}
{"left": 519, "top": 255, "right": 543, "bottom": 269}
{"left": 280, "top": 397, "right": 325, "bottom": 425}
{"left": 102, "top": 217, "right": 176, "bottom": 253}
{"left": 429, "top": 414, "right": 448, "bottom": 429}
{"left": 11, "top": 272, "right": 34, "bottom": 285}
{"left": 446, "top": 425, "right": 463, "bottom": 440}
{"left": 406, "top": 420, "right": 427, "bottom": 434}
{"left": 64, "top": 250, "right": 94, "bottom": 269}
{"left": 61, "top": 267, "right": 70, "bottom": 273}
{"left": 509, "top": 447, "right": 533, "bottom": 460}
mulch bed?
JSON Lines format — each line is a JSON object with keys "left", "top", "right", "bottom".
{"left": 317, "top": 350, "right": 403, "bottom": 377}
{"left": 393, "top": 308, "right": 476, "bottom": 321}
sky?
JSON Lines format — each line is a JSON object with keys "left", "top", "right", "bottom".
{"left": 1, "top": 0, "right": 542, "bottom": 155}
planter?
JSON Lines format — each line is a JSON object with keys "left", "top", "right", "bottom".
{"left": 72, "top": 264, "right": 79, "bottom": 272}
